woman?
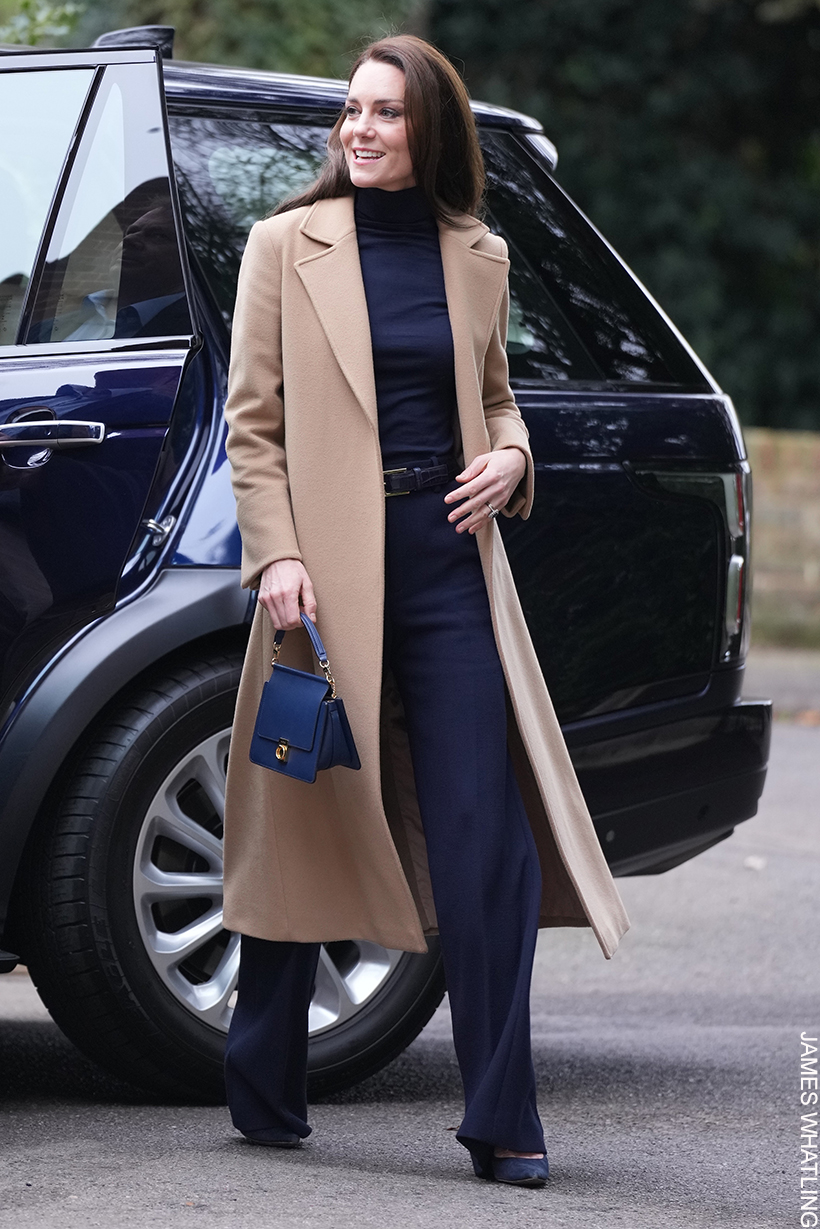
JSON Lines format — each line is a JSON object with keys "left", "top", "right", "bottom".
{"left": 222, "top": 33, "right": 629, "bottom": 1188}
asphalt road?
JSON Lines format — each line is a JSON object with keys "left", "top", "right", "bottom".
{"left": 0, "top": 717, "right": 816, "bottom": 1228}
{"left": 744, "top": 644, "right": 820, "bottom": 718}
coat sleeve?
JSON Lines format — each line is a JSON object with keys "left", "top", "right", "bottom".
{"left": 481, "top": 235, "right": 534, "bottom": 520}
{"left": 224, "top": 220, "right": 302, "bottom": 590}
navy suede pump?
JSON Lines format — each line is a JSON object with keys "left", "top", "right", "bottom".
{"left": 491, "top": 1153, "right": 550, "bottom": 1187}
{"left": 241, "top": 1130, "right": 302, "bottom": 1148}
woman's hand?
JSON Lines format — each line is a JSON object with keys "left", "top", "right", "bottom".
{"left": 443, "top": 447, "right": 527, "bottom": 534}
{"left": 258, "top": 558, "right": 317, "bottom": 631}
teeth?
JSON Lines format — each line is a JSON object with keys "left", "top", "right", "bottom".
{"left": 355, "top": 151, "right": 383, "bottom": 160}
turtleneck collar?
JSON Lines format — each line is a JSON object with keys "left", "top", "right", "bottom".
{"left": 354, "top": 185, "right": 436, "bottom": 229}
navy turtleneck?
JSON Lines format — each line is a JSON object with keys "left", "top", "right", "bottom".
{"left": 354, "top": 185, "right": 456, "bottom": 469}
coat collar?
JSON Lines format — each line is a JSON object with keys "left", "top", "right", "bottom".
{"left": 294, "top": 194, "right": 508, "bottom": 445}
{"left": 298, "top": 193, "right": 491, "bottom": 248}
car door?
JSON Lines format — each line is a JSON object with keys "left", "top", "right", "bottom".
{"left": 478, "top": 129, "right": 749, "bottom": 726}
{"left": 0, "top": 48, "right": 196, "bottom": 725}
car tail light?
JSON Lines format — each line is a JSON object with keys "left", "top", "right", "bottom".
{"left": 734, "top": 472, "right": 746, "bottom": 534}
{"left": 725, "top": 554, "right": 744, "bottom": 638}
{"left": 631, "top": 463, "right": 752, "bottom": 663}
{"left": 722, "top": 467, "right": 751, "bottom": 660}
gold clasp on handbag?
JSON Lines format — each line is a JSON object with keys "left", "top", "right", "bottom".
{"left": 275, "top": 739, "right": 289, "bottom": 762}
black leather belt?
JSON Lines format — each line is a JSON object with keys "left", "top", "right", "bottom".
{"left": 383, "top": 456, "right": 458, "bottom": 497}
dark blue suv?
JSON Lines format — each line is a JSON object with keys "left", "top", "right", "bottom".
{"left": 0, "top": 31, "right": 771, "bottom": 1100}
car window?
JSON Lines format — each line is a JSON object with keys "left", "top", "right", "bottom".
{"left": 489, "top": 212, "right": 603, "bottom": 382}
{"left": 25, "top": 63, "right": 191, "bottom": 345}
{"left": 169, "top": 114, "right": 327, "bottom": 324}
{"left": 481, "top": 131, "right": 708, "bottom": 388}
{"left": 0, "top": 67, "right": 94, "bottom": 345}
{"left": 169, "top": 112, "right": 706, "bottom": 390}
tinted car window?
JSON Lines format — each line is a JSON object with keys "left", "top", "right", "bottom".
{"left": 481, "top": 131, "right": 708, "bottom": 388}
{"left": 169, "top": 114, "right": 326, "bottom": 324}
{"left": 170, "top": 112, "right": 706, "bottom": 391}
{"left": 0, "top": 67, "right": 94, "bottom": 345}
{"left": 25, "top": 63, "right": 191, "bottom": 345}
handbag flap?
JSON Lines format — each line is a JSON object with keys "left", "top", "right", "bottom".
{"left": 254, "top": 665, "right": 330, "bottom": 752}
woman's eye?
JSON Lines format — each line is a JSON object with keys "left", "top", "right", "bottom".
{"left": 342, "top": 104, "right": 401, "bottom": 119}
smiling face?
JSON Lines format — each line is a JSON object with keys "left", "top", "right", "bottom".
{"left": 340, "top": 59, "right": 416, "bottom": 192}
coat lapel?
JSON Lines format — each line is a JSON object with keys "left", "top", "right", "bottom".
{"left": 295, "top": 197, "right": 379, "bottom": 433}
{"left": 438, "top": 219, "right": 510, "bottom": 465}
{"left": 295, "top": 195, "right": 510, "bottom": 449}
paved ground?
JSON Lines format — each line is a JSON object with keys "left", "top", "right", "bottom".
{"left": 0, "top": 671, "right": 816, "bottom": 1227}
{"left": 744, "top": 644, "right": 820, "bottom": 718}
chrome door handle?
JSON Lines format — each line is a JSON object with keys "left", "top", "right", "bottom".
{"left": 0, "top": 420, "right": 106, "bottom": 449}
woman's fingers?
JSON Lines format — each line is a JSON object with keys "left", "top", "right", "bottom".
{"left": 446, "top": 477, "right": 506, "bottom": 527}
{"left": 451, "top": 498, "right": 502, "bottom": 532}
{"left": 459, "top": 505, "right": 497, "bottom": 534}
{"left": 448, "top": 472, "right": 504, "bottom": 514}
{"left": 452, "top": 454, "right": 488, "bottom": 487}
{"left": 445, "top": 454, "right": 490, "bottom": 505}
{"left": 281, "top": 587, "right": 302, "bottom": 630}
{"left": 258, "top": 559, "right": 316, "bottom": 630}
{"left": 299, "top": 571, "right": 317, "bottom": 622}
{"left": 261, "top": 589, "right": 298, "bottom": 630}
{"left": 444, "top": 448, "right": 526, "bottom": 533}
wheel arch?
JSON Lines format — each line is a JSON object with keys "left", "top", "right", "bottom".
{"left": 0, "top": 567, "right": 252, "bottom": 945}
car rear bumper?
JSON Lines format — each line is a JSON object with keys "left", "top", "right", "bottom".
{"left": 569, "top": 699, "right": 772, "bottom": 875}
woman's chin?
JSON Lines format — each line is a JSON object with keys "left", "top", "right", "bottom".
{"left": 348, "top": 164, "right": 388, "bottom": 188}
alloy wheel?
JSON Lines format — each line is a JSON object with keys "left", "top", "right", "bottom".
{"left": 132, "top": 728, "right": 403, "bottom": 1035}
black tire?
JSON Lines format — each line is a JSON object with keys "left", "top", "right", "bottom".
{"left": 19, "top": 649, "right": 445, "bottom": 1102}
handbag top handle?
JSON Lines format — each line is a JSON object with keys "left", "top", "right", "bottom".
{"left": 271, "top": 612, "right": 336, "bottom": 696}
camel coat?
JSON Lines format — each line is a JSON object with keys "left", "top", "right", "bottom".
{"left": 222, "top": 194, "right": 629, "bottom": 958}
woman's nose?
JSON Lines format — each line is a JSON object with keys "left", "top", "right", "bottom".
{"left": 353, "top": 111, "right": 375, "bottom": 138}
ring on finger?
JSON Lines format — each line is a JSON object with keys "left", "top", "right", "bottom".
{"left": 486, "top": 502, "right": 500, "bottom": 520}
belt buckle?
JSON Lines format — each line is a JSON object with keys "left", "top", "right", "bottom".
{"left": 383, "top": 466, "right": 410, "bottom": 497}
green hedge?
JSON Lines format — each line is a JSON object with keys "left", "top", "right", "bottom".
{"left": 430, "top": 0, "right": 820, "bottom": 432}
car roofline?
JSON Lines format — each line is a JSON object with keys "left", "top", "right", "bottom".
{"left": 162, "top": 59, "right": 546, "bottom": 133}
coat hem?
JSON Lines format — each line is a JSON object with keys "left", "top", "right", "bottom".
{"left": 222, "top": 913, "right": 429, "bottom": 955}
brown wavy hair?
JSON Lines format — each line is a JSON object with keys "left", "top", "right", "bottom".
{"left": 273, "top": 34, "right": 485, "bottom": 225}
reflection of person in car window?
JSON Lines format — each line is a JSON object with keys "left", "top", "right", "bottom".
{"left": 33, "top": 204, "right": 190, "bottom": 342}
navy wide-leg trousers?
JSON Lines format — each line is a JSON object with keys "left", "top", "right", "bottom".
{"left": 225, "top": 477, "right": 545, "bottom": 1173}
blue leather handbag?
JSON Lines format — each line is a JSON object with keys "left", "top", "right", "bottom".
{"left": 249, "top": 612, "right": 361, "bottom": 784}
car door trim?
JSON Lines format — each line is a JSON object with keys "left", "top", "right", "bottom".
{"left": 16, "top": 66, "right": 105, "bottom": 344}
